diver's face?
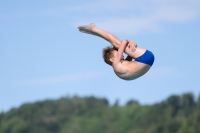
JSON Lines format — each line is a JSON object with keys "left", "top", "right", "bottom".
{"left": 112, "top": 50, "right": 117, "bottom": 58}
{"left": 112, "top": 50, "right": 124, "bottom": 60}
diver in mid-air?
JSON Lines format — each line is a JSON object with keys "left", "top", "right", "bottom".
{"left": 78, "top": 23, "right": 154, "bottom": 80}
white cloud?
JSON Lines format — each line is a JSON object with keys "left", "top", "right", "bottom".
{"left": 1, "top": 0, "right": 200, "bottom": 34}
{"left": 152, "top": 4, "right": 198, "bottom": 22}
{"left": 74, "top": 0, "right": 200, "bottom": 34}
{"left": 89, "top": 16, "right": 160, "bottom": 34}
{"left": 16, "top": 71, "right": 102, "bottom": 85}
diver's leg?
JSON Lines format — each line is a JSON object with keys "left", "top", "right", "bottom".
{"left": 78, "top": 23, "right": 121, "bottom": 49}
{"left": 78, "top": 23, "right": 145, "bottom": 58}
{"left": 124, "top": 40, "right": 146, "bottom": 58}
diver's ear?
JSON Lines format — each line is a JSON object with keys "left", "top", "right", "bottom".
{"left": 109, "top": 58, "right": 114, "bottom": 63}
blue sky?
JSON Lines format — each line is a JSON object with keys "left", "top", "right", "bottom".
{"left": 1, "top": 0, "right": 200, "bottom": 112}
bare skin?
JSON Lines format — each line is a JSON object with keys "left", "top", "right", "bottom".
{"left": 78, "top": 23, "right": 151, "bottom": 80}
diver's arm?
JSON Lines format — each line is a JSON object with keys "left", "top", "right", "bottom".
{"left": 113, "top": 40, "right": 128, "bottom": 64}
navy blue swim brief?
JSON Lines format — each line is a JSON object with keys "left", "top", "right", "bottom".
{"left": 135, "top": 50, "right": 154, "bottom": 66}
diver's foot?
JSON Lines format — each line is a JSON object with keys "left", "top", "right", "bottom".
{"left": 78, "top": 23, "right": 97, "bottom": 35}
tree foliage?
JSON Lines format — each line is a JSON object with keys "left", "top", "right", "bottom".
{"left": 0, "top": 93, "right": 199, "bottom": 133}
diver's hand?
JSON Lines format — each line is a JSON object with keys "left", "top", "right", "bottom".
{"left": 127, "top": 40, "right": 137, "bottom": 52}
